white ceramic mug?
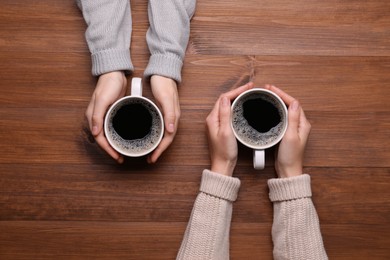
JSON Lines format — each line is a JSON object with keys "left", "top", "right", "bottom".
{"left": 231, "top": 88, "right": 288, "bottom": 169}
{"left": 104, "top": 78, "right": 164, "bottom": 157}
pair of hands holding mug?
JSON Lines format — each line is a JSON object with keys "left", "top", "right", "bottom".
{"left": 85, "top": 71, "right": 179, "bottom": 164}
{"left": 206, "top": 82, "right": 311, "bottom": 178}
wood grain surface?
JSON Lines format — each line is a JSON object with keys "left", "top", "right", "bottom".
{"left": 0, "top": 0, "right": 389, "bottom": 259}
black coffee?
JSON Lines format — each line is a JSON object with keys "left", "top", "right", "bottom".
{"left": 112, "top": 103, "right": 152, "bottom": 140}
{"left": 243, "top": 98, "right": 281, "bottom": 133}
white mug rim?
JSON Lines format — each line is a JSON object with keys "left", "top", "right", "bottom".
{"left": 104, "top": 95, "right": 164, "bottom": 157}
{"left": 231, "top": 88, "right": 288, "bottom": 150}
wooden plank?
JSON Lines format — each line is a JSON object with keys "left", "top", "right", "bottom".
{"left": 0, "top": 221, "right": 184, "bottom": 260}
{"left": 1, "top": 166, "right": 388, "bottom": 225}
{"left": 192, "top": 0, "right": 390, "bottom": 56}
{"left": 0, "top": 221, "right": 388, "bottom": 259}
{"left": 321, "top": 224, "right": 390, "bottom": 259}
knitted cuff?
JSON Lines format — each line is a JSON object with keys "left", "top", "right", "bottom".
{"left": 144, "top": 53, "right": 183, "bottom": 83}
{"left": 200, "top": 170, "right": 241, "bottom": 202}
{"left": 91, "top": 48, "right": 134, "bottom": 76}
{"left": 268, "top": 174, "right": 312, "bottom": 202}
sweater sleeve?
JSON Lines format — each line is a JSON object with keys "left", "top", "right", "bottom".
{"left": 144, "top": 0, "right": 196, "bottom": 83}
{"left": 268, "top": 174, "right": 328, "bottom": 260}
{"left": 77, "top": 0, "right": 134, "bottom": 76}
{"left": 177, "top": 170, "right": 240, "bottom": 260}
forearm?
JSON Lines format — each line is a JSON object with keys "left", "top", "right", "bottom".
{"left": 144, "top": 0, "right": 196, "bottom": 82}
{"left": 268, "top": 174, "right": 328, "bottom": 260}
{"left": 177, "top": 170, "right": 240, "bottom": 260}
{"left": 77, "top": 0, "right": 133, "bottom": 76}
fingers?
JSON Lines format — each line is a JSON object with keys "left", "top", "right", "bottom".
{"left": 285, "top": 100, "right": 311, "bottom": 144}
{"left": 298, "top": 107, "right": 311, "bottom": 142}
{"left": 148, "top": 106, "right": 180, "bottom": 164}
{"left": 91, "top": 95, "right": 111, "bottom": 136}
{"left": 160, "top": 95, "right": 180, "bottom": 134}
{"left": 86, "top": 96, "right": 123, "bottom": 163}
{"left": 150, "top": 99, "right": 180, "bottom": 163}
{"left": 218, "top": 96, "right": 231, "bottom": 130}
{"left": 224, "top": 82, "right": 254, "bottom": 101}
{"left": 85, "top": 98, "right": 94, "bottom": 133}
{"left": 95, "top": 132, "right": 124, "bottom": 164}
{"left": 263, "top": 84, "right": 311, "bottom": 142}
{"left": 150, "top": 75, "right": 180, "bottom": 134}
{"left": 206, "top": 94, "right": 222, "bottom": 130}
{"left": 264, "top": 85, "right": 295, "bottom": 106}
{"left": 164, "top": 113, "right": 176, "bottom": 134}
{"left": 206, "top": 82, "right": 253, "bottom": 129}
{"left": 286, "top": 101, "right": 301, "bottom": 137}
{"left": 85, "top": 89, "right": 123, "bottom": 164}
{"left": 147, "top": 132, "right": 174, "bottom": 163}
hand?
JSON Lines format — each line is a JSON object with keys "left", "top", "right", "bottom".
{"left": 206, "top": 82, "right": 254, "bottom": 176}
{"left": 85, "top": 71, "right": 127, "bottom": 164}
{"left": 148, "top": 75, "right": 181, "bottom": 163}
{"left": 264, "top": 85, "right": 311, "bottom": 178}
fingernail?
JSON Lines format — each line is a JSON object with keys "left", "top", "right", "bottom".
{"left": 168, "top": 123, "right": 175, "bottom": 132}
{"left": 291, "top": 101, "right": 299, "bottom": 111}
{"left": 92, "top": 125, "right": 98, "bottom": 135}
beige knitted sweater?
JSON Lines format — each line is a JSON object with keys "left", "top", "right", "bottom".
{"left": 177, "top": 170, "right": 328, "bottom": 260}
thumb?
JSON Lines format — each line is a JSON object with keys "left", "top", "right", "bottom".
{"left": 219, "top": 96, "right": 231, "bottom": 128}
{"left": 91, "top": 98, "right": 109, "bottom": 136}
{"left": 161, "top": 102, "right": 176, "bottom": 134}
{"left": 286, "top": 101, "right": 300, "bottom": 137}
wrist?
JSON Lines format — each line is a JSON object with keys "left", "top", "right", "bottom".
{"left": 101, "top": 71, "right": 125, "bottom": 78}
{"left": 211, "top": 160, "right": 236, "bottom": 177}
{"left": 277, "top": 167, "right": 303, "bottom": 178}
{"left": 145, "top": 55, "right": 183, "bottom": 82}
{"left": 151, "top": 75, "right": 176, "bottom": 85}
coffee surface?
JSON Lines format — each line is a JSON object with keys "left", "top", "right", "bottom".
{"left": 232, "top": 93, "right": 286, "bottom": 147}
{"left": 243, "top": 98, "right": 281, "bottom": 133}
{"left": 106, "top": 98, "right": 163, "bottom": 156}
{"left": 113, "top": 103, "right": 152, "bottom": 140}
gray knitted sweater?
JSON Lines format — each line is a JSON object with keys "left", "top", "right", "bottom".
{"left": 177, "top": 170, "right": 328, "bottom": 259}
{"left": 77, "top": 0, "right": 196, "bottom": 82}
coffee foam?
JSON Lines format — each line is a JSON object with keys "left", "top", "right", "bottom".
{"left": 232, "top": 93, "right": 286, "bottom": 147}
{"left": 106, "top": 99, "right": 162, "bottom": 155}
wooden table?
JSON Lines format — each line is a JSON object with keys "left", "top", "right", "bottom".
{"left": 1, "top": 0, "right": 389, "bottom": 259}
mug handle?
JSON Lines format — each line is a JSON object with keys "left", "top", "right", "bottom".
{"left": 253, "top": 150, "right": 265, "bottom": 170}
{"left": 131, "top": 77, "right": 143, "bottom": 97}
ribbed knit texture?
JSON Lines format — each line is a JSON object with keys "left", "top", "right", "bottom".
{"left": 77, "top": 0, "right": 196, "bottom": 80}
{"left": 77, "top": 0, "right": 134, "bottom": 76}
{"left": 200, "top": 170, "right": 241, "bottom": 202}
{"left": 268, "top": 174, "right": 328, "bottom": 260}
{"left": 176, "top": 170, "right": 240, "bottom": 260}
{"left": 91, "top": 48, "right": 133, "bottom": 76}
{"left": 144, "top": 0, "right": 196, "bottom": 82}
{"left": 178, "top": 172, "right": 327, "bottom": 259}
{"left": 268, "top": 174, "right": 312, "bottom": 202}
